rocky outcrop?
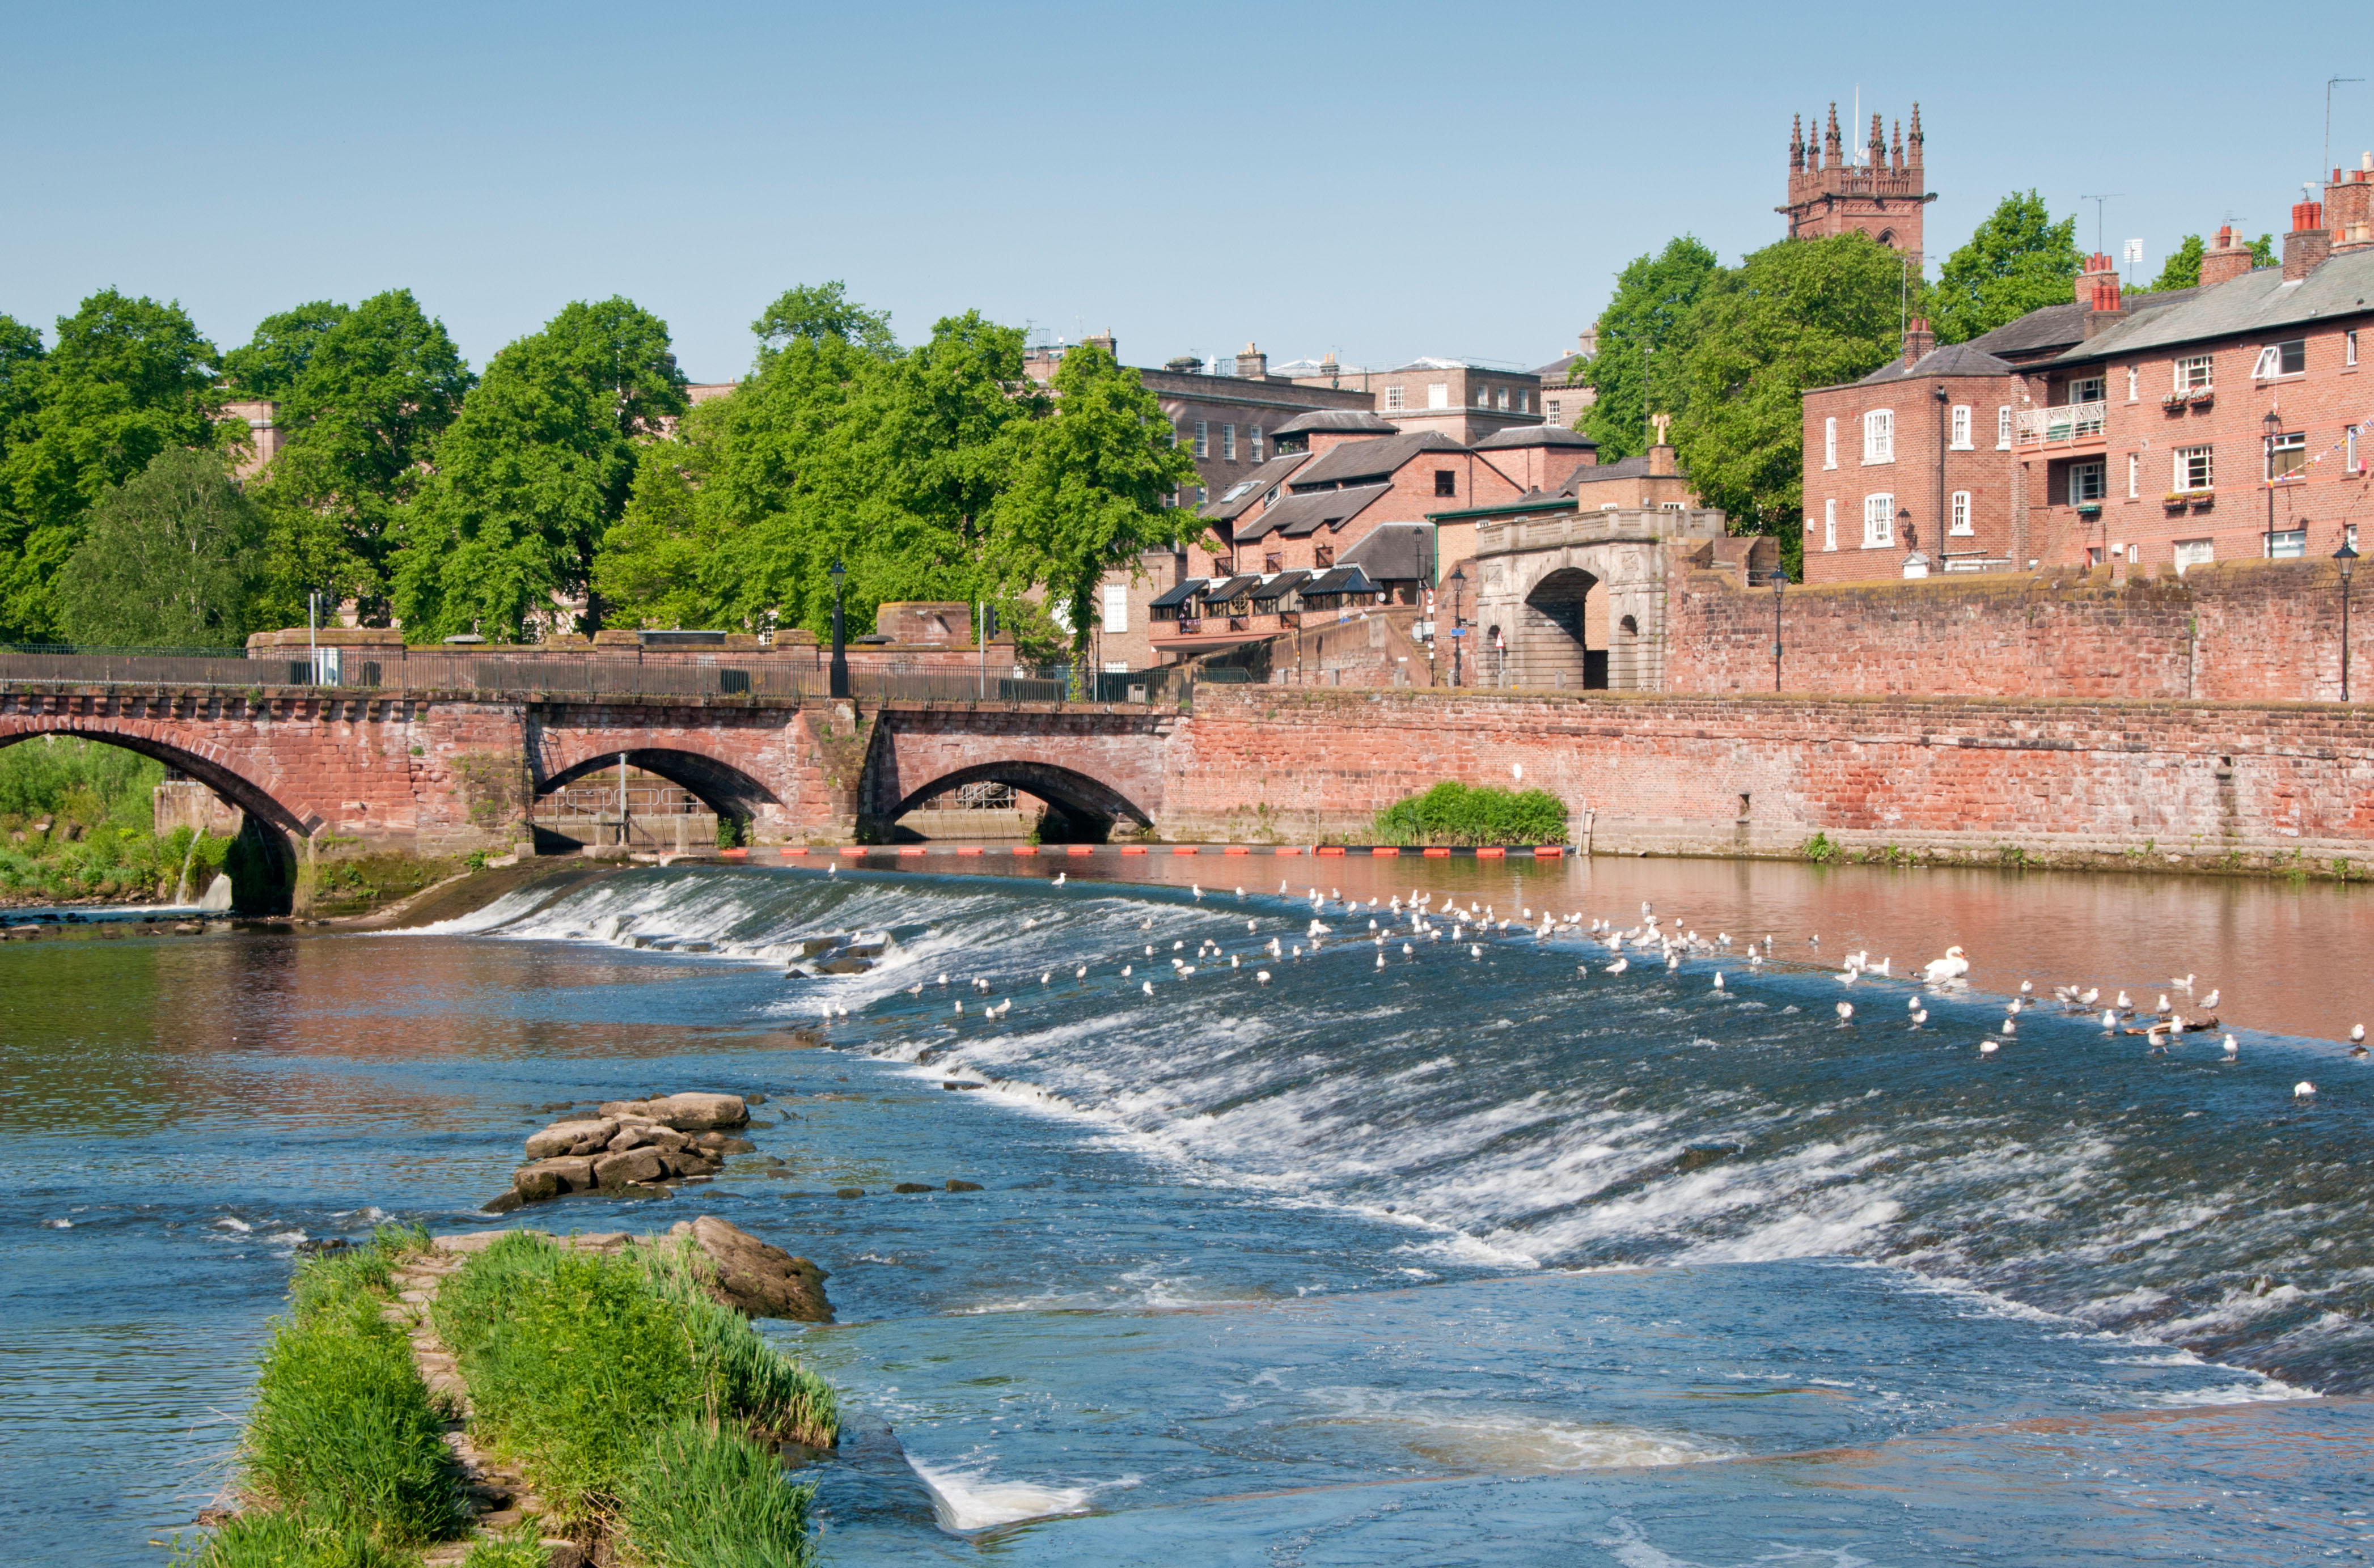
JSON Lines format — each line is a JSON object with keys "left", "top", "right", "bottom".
{"left": 671, "top": 1216, "right": 833, "bottom": 1322}
{"left": 496, "top": 1093, "right": 753, "bottom": 1209}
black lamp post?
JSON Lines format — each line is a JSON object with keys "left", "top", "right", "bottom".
{"left": 828, "top": 560, "right": 849, "bottom": 699}
{"left": 1449, "top": 565, "right": 1467, "bottom": 688}
{"left": 1770, "top": 566, "right": 1789, "bottom": 691}
{"left": 2265, "top": 408, "right": 2284, "bottom": 560}
{"left": 2338, "top": 540, "right": 2359, "bottom": 701}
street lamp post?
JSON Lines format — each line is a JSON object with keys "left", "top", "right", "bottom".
{"left": 2265, "top": 409, "right": 2284, "bottom": 560}
{"left": 828, "top": 560, "right": 849, "bottom": 700}
{"left": 1770, "top": 567, "right": 1789, "bottom": 691}
{"left": 1449, "top": 565, "right": 1467, "bottom": 688}
{"left": 2338, "top": 540, "right": 2359, "bottom": 701}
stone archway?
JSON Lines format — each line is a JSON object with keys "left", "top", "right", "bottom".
{"left": 1472, "top": 508, "right": 1727, "bottom": 692}
{"left": 1517, "top": 566, "right": 1607, "bottom": 689}
{"left": 885, "top": 761, "right": 1152, "bottom": 844}
{"left": 538, "top": 748, "right": 783, "bottom": 847}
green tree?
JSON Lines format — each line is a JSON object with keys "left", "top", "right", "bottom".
{"left": 987, "top": 340, "right": 1204, "bottom": 654}
{"left": 0, "top": 290, "right": 228, "bottom": 640}
{"left": 392, "top": 297, "right": 685, "bottom": 641}
{"left": 221, "top": 301, "right": 352, "bottom": 400}
{"left": 2250, "top": 233, "right": 2278, "bottom": 266}
{"left": 1580, "top": 237, "right": 1720, "bottom": 459}
{"left": 1931, "top": 192, "right": 2080, "bottom": 344}
{"left": 52, "top": 447, "right": 266, "bottom": 647}
{"left": 250, "top": 290, "right": 472, "bottom": 625}
{"left": 2149, "top": 234, "right": 2205, "bottom": 292}
{"left": 1670, "top": 234, "right": 1906, "bottom": 574}
{"left": 752, "top": 281, "right": 896, "bottom": 363}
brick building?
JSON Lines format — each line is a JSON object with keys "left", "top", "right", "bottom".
{"left": 1803, "top": 178, "right": 2374, "bottom": 584}
{"left": 1780, "top": 102, "right": 1934, "bottom": 268}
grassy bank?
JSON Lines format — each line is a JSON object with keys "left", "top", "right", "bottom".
{"left": 0, "top": 736, "right": 238, "bottom": 904}
{"left": 1369, "top": 782, "right": 1569, "bottom": 847}
{"left": 431, "top": 1231, "right": 835, "bottom": 1564}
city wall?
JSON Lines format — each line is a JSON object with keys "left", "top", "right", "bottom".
{"left": 1664, "top": 556, "right": 2365, "bottom": 703}
{"left": 1162, "top": 685, "right": 2374, "bottom": 870}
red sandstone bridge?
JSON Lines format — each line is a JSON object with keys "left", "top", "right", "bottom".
{"left": 0, "top": 651, "right": 1179, "bottom": 894}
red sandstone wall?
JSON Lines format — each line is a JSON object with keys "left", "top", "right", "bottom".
{"left": 1666, "top": 556, "right": 2368, "bottom": 704}
{"left": 1163, "top": 685, "right": 2374, "bottom": 864}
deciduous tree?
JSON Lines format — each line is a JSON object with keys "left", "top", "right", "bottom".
{"left": 392, "top": 298, "right": 684, "bottom": 642}
{"left": 0, "top": 290, "right": 227, "bottom": 640}
{"left": 1931, "top": 192, "right": 2079, "bottom": 344}
{"left": 222, "top": 302, "right": 352, "bottom": 400}
{"left": 1579, "top": 237, "right": 1720, "bottom": 459}
{"left": 53, "top": 447, "right": 266, "bottom": 647}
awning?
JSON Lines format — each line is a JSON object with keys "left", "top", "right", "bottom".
{"left": 1299, "top": 566, "right": 1380, "bottom": 597}
{"left": 1197, "top": 574, "right": 1262, "bottom": 603}
{"left": 1149, "top": 579, "right": 1208, "bottom": 610}
{"left": 1249, "top": 570, "right": 1310, "bottom": 603}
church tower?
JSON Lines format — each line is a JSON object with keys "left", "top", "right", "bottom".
{"left": 1779, "top": 102, "right": 1936, "bottom": 270}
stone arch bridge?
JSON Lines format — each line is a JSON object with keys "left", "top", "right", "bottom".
{"left": 0, "top": 683, "right": 1180, "bottom": 906}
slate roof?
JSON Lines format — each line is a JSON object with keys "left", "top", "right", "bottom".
{"left": 1301, "top": 566, "right": 1382, "bottom": 597}
{"left": 1271, "top": 408, "right": 1397, "bottom": 437}
{"left": 1857, "top": 341, "right": 2018, "bottom": 384}
{"left": 1561, "top": 452, "right": 1682, "bottom": 490}
{"left": 1337, "top": 522, "right": 1436, "bottom": 582}
{"left": 1249, "top": 570, "right": 1310, "bottom": 603}
{"left": 1236, "top": 483, "right": 1392, "bottom": 542}
{"left": 1198, "top": 454, "right": 1309, "bottom": 522}
{"left": 1290, "top": 431, "right": 1467, "bottom": 489}
{"left": 1149, "top": 579, "right": 1207, "bottom": 610}
{"left": 1533, "top": 351, "right": 1586, "bottom": 381}
{"left": 2046, "top": 257, "right": 2374, "bottom": 366}
{"left": 1469, "top": 425, "right": 1599, "bottom": 451}
{"left": 1964, "top": 284, "right": 2201, "bottom": 364}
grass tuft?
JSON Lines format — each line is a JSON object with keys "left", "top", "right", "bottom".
{"left": 171, "top": 1510, "right": 419, "bottom": 1567}
{"left": 620, "top": 1419, "right": 818, "bottom": 1568}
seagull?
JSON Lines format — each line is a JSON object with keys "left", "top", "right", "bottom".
{"left": 2171, "top": 973, "right": 2195, "bottom": 993}
{"left": 1981, "top": 1040, "right": 1999, "bottom": 1055}
{"left": 2199, "top": 989, "right": 2220, "bottom": 1010}
{"left": 1403, "top": 944, "right": 1414, "bottom": 956}
{"left": 1192, "top": 884, "right": 1203, "bottom": 900}
{"left": 1249, "top": 919, "right": 1258, "bottom": 932}
{"left": 1040, "top": 972, "right": 1050, "bottom": 985}
{"left": 2295, "top": 1080, "right": 2318, "bottom": 1101}
{"left": 1713, "top": 972, "right": 1725, "bottom": 990}
{"left": 1122, "top": 965, "right": 1132, "bottom": 977}
{"left": 2101, "top": 1009, "right": 2119, "bottom": 1030}
{"left": 1142, "top": 981, "right": 1154, "bottom": 995}
{"left": 2001, "top": 1018, "right": 2017, "bottom": 1036}
{"left": 1054, "top": 872, "right": 1066, "bottom": 885}
{"left": 1075, "top": 965, "right": 1086, "bottom": 979}
{"left": 2354, "top": 1024, "right": 2368, "bottom": 1046}
{"left": 2115, "top": 990, "right": 2133, "bottom": 1014}
{"left": 1235, "top": 886, "right": 1245, "bottom": 897}
{"left": 1607, "top": 957, "right": 1630, "bottom": 974}
{"left": 1256, "top": 970, "right": 1271, "bottom": 984}
{"left": 1376, "top": 952, "right": 1386, "bottom": 969}
{"left": 1923, "top": 946, "right": 1970, "bottom": 984}
{"left": 1909, "top": 1007, "right": 1928, "bottom": 1027}
{"left": 2020, "top": 979, "right": 2034, "bottom": 995}
{"left": 1471, "top": 944, "right": 1483, "bottom": 959}
{"left": 1836, "top": 1001, "right": 1854, "bottom": 1025}
{"left": 2224, "top": 1033, "right": 2239, "bottom": 1058}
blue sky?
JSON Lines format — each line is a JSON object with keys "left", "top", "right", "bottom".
{"left": 3, "top": 1, "right": 2362, "bottom": 383}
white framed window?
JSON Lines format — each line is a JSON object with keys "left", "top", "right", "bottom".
{"left": 2254, "top": 339, "right": 2307, "bottom": 379}
{"left": 1862, "top": 491, "right": 1895, "bottom": 548}
{"left": 1997, "top": 405, "right": 2013, "bottom": 449}
{"left": 1949, "top": 405, "right": 1971, "bottom": 448}
{"left": 2351, "top": 330, "right": 2361, "bottom": 367}
{"left": 1494, "top": 387, "right": 1507, "bottom": 410}
{"left": 1250, "top": 425, "right": 1264, "bottom": 463}
{"left": 1863, "top": 409, "right": 1894, "bottom": 464}
{"left": 1427, "top": 383, "right": 1449, "bottom": 409}
{"left": 1950, "top": 490, "right": 1973, "bottom": 535}
{"left": 2174, "top": 354, "right": 2214, "bottom": 392}
{"left": 1102, "top": 581, "right": 1129, "bottom": 633}
{"left": 1823, "top": 416, "right": 1838, "bottom": 468}
{"left": 2173, "top": 539, "right": 2215, "bottom": 575}
{"left": 2127, "top": 453, "right": 2139, "bottom": 498}
{"left": 2068, "top": 460, "right": 2107, "bottom": 505}
{"left": 1545, "top": 396, "right": 1562, "bottom": 423}
{"left": 2269, "top": 429, "right": 2307, "bottom": 481}
{"left": 1195, "top": 420, "right": 1209, "bottom": 458}
{"left": 2126, "top": 366, "right": 2139, "bottom": 402}
{"left": 2351, "top": 425, "right": 2363, "bottom": 474}
{"left": 1221, "top": 423, "right": 1235, "bottom": 461}
{"left": 2270, "top": 529, "right": 2308, "bottom": 559}
{"left": 2174, "top": 446, "right": 2214, "bottom": 491}
{"left": 1475, "top": 384, "right": 1490, "bottom": 408}
{"left": 1824, "top": 497, "right": 1837, "bottom": 551}
{"left": 1385, "top": 385, "right": 1406, "bottom": 411}
{"left": 1518, "top": 391, "right": 1530, "bottom": 413}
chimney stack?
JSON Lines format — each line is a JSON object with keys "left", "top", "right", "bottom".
{"left": 2083, "top": 274, "right": 2126, "bottom": 337}
{"left": 2331, "top": 156, "right": 2374, "bottom": 253}
{"left": 2200, "top": 224, "right": 2254, "bottom": 288}
{"left": 2285, "top": 201, "right": 2331, "bottom": 281}
{"left": 1084, "top": 328, "right": 1118, "bottom": 358}
{"left": 1237, "top": 342, "right": 1267, "bottom": 380}
{"left": 2075, "top": 251, "right": 2119, "bottom": 305}
{"left": 1901, "top": 316, "right": 1936, "bottom": 366}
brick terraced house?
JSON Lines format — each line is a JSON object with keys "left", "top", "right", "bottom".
{"left": 1803, "top": 175, "right": 2374, "bottom": 583}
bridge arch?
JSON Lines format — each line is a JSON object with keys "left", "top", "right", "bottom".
{"left": 0, "top": 718, "right": 305, "bottom": 909}
{"left": 887, "top": 761, "right": 1152, "bottom": 842}
{"left": 538, "top": 747, "right": 782, "bottom": 833}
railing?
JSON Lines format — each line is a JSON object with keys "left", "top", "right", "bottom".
{"left": 2015, "top": 400, "right": 2107, "bottom": 444}
{"left": 0, "top": 647, "right": 1065, "bottom": 705}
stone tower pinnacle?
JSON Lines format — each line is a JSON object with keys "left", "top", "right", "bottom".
{"left": 1779, "top": 98, "right": 1937, "bottom": 270}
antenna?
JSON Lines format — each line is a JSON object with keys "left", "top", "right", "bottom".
{"left": 2080, "top": 194, "right": 2123, "bottom": 256}
{"left": 2329, "top": 77, "right": 2364, "bottom": 186}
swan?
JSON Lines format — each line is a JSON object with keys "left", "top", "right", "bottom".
{"left": 1923, "top": 946, "right": 1969, "bottom": 984}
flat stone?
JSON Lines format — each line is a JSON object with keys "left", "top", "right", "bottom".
{"left": 894, "top": 1182, "right": 934, "bottom": 1194}
{"left": 945, "top": 1180, "right": 983, "bottom": 1192}
{"left": 593, "top": 1147, "right": 668, "bottom": 1188}
{"left": 597, "top": 1091, "right": 748, "bottom": 1131}
{"left": 513, "top": 1155, "right": 598, "bottom": 1201}
{"left": 524, "top": 1117, "right": 617, "bottom": 1159}
{"left": 669, "top": 1216, "right": 833, "bottom": 1322}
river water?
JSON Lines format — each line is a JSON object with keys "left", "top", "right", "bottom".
{"left": 5, "top": 857, "right": 2372, "bottom": 1565}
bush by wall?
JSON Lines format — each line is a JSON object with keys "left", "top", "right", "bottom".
{"left": 1370, "top": 782, "right": 1569, "bottom": 846}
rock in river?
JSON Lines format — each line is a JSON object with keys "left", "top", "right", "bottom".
{"left": 670, "top": 1215, "right": 833, "bottom": 1322}
{"left": 596, "top": 1092, "right": 749, "bottom": 1130}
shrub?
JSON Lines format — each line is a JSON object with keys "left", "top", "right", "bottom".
{"left": 173, "top": 1508, "right": 417, "bottom": 1567}
{"left": 638, "top": 1237, "right": 837, "bottom": 1448}
{"left": 1802, "top": 831, "right": 1839, "bottom": 864}
{"left": 1370, "top": 782, "right": 1568, "bottom": 846}
{"left": 619, "top": 1419, "right": 818, "bottom": 1568}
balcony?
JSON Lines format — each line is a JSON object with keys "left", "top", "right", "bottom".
{"left": 2015, "top": 400, "right": 2107, "bottom": 447}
